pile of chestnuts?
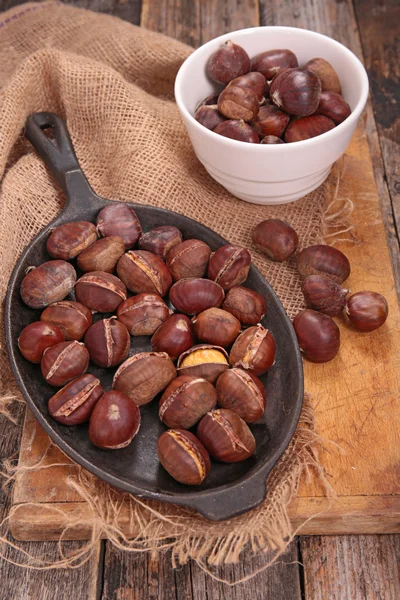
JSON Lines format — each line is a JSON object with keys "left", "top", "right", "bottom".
{"left": 17, "top": 204, "right": 278, "bottom": 487}
{"left": 195, "top": 41, "right": 351, "bottom": 143}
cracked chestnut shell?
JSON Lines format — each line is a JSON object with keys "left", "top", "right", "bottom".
{"left": 84, "top": 317, "right": 130, "bottom": 368}
{"left": 293, "top": 309, "right": 340, "bottom": 363}
{"left": 197, "top": 409, "right": 256, "bottom": 463}
{"left": 208, "top": 244, "right": 251, "bottom": 290}
{"left": 302, "top": 274, "right": 348, "bottom": 317}
{"left": 138, "top": 226, "right": 182, "bottom": 260}
{"left": 166, "top": 239, "right": 211, "bottom": 281}
{"left": 216, "top": 368, "right": 266, "bottom": 423}
{"left": 89, "top": 390, "right": 141, "bottom": 450}
{"left": 304, "top": 57, "right": 342, "bottom": 95}
{"left": 18, "top": 321, "right": 64, "bottom": 364}
{"left": 77, "top": 236, "right": 125, "bottom": 273}
{"left": 214, "top": 120, "right": 259, "bottom": 143}
{"left": 47, "top": 221, "right": 97, "bottom": 260}
{"left": 229, "top": 324, "right": 275, "bottom": 376}
{"left": 75, "top": 271, "right": 127, "bottom": 312}
{"left": 169, "top": 278, "right": 224, "bottom": 315}
{"left": 252, "top": 48, "right": 298, "bottom": 80}
{"left": 297, "top": 245, "right": 350, "bottom": 284}
{"left": 177, "top": 344, "right": 229, "bottom": 383}
{"left": 20, "top": 260, "right": 76, "bottom": 309}
{"left": 117, "top": 250, "right": 172, "bottom": 296}
{"left": 218, "top": 86, "right": 259, "bottom": 122}
{"left": 194, "top": 105, "right": 226, "bottom": 130}
{"left": 159, "top": 375, "right": 217, "bottom": 429}
{"left": 250, "top": 103, "right": 290, "bottom": 139}
{"left": 285, "top": 115, "right": 335, "bottom": 143}
{"left": 41, "top": 301, "right": 92, "bottom": 341}
{"left": 41, "top": 340, "right": 89, "bottom": 387}
{"left": 270, "top": 67, "right": 321, "bottom": 117}
{"left": 117, "top": 293, "right": 171, "bottom": 336}
{"left": 48, "top": 373, "right": 103, "bottom": 425}
{"left": 151, "top": 314, "right": 194, "bottom": 360}
{"left": 315, "top": 91, "right": 351, "bottom": 125}
{"left": 227, "top": 71, "right": 268, "bottom": 103}
{"left": 252, "top": 219, "right": 299, "bottom": 262}
{"left": 345, "top": 291, "right": 388, "bottom": 332}
{"left": 113, "top": 352, "right": 176, "bottom": 406}
{"left": 207, "top": 39, "right": 251, "bottom": 84}
{"left": 96, "top": 203, "right": 142, "bottom": 249}
{"left": 192, "top": 307, "right": 241, "bottom": 348}
{"left": 157, "top": 429, "right": 210, "bottom": 485}
{"left": 222, "top": 286, "right": 266, "bottom": 326}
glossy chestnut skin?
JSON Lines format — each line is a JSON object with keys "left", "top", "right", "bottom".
{"left": 75, "top": 271, "right": 127, "bottom": 312}
{"left": 222, "top": 286, "right": 266, "bottom": 326}
{"left": 113, "top": 352, "right": 176, "bottom": 406}
{"left": 77, "top": 236, "right": 125, "bottom": 273}
{"left": 151, "top": 314, "right": 194, "bottom": 360}
{"left": 227, "top": 71, "right": 268, "bottom": 103}
{"left": 18, "top": 321, "right": 64, "bottom": 363}
{"left": 84, "top": 318, "right": 130, "bottom": 368}
{"left": 302, "top": 275, "right": 348, "bottom": 317}
{"left": 260, "top": 135, "right": 285, "bottom": 144}
{"left": 214, "top": 120, "right": 259, "bottom": 143}
{"left": 250, "top": 103, "right": 290, "bottom": 139}
{"left": 177, "top": 344, "right": 229, "bottom": 383}
{"left": 270, "top": 67, "right": 321, "bottom": 117}
{"left": 117, "top": 250, "right": 172, "bottom": 296}
{"left": 194, "top": 105, "right": 226, "bottom": 130}
{"left": 293, "top": 309, "right": 340, "bottom": 363}
{"left": 138, "top": 226, "right": 182, "bottom": 260}
{"left": 304, "top": 57, "right": 342, "bottom": 95}
{"left": 169, "top": 278, "right": 225, "bottom": 315}
{"left": 216, "top": 368, "right": 266, "bottom": 423}
{"left": 47, "top": 221, "right": 97, "bottom": 260}
{"left": 208, "top": 244, "right": 251, "bottom": 290}
{"left": 117, "top": 293, "right": 171, "bottom": 336}
{"left": 159, "top": 375, "right": 217, "bottom": 429}
{"left": 252, "top": 48, "right": 298, "bottom": 80}
{"left": 207, "top": 39, "right": 251, "bottom": 84}
{"left": 345, "top": 291, "right": 388, "bottom": 332}
{"left": 252, "top": 219, "right": 298, "bottom": 262}
{"left": 166, "top": 239, "right": 211, "bottom": 281}
{"left": 48, "top": 374, "right": 103, "bottom": 425}
{"left": 89, "top": 391, "right": 141, "bottom": 450}
{"left": 197, "top": 94, "right": 220, "bottom": 108}
{"left": 285, "top": 115, "right": 335, "bottom": 143}
{"left": 20, "top": 260, "right": 76, "bottom": 309}
{"left": 96, "top": 203, "right": 142, "bottom": 249}
{"left": 315, "top": 91, "right": 351, "bottom": 125}
{"left": 192, "top": 307, "right": 241, "bottom": 348}
{"left": 41, "top": 340, "right": 89, "bottom": 387}
{"left": 297, "top": 245, "right": 350, "bottom": 284}
{"left": 197, "top": 409, "right": 256, "bottom": 463}
{"left": 41, "top": 301, "right": 92, "bottom": 341}
{"left": 157, "top": 429, "right": 210, "bottom": 485}
{"left": 217, "top": 86, "right": 259, "bottom": 122}
{"left": 229, "top": 324, "right": 275, "bottom": 376}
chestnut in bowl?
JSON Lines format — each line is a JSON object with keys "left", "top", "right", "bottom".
{"left": 117, "top": 293, "right": 171, "bottom": 336}
{"left": 89, "top": 390, "right": 141, "bottom": 450}
{"left": 41, "top": 301, "right": 92, "bottom": 341}
{"left": 222, "top": 286, "right": 266, "bottom": 326}
{"left": 208, "top": 244, "right": 251, "bottom": 290}
{"left": 229, "top": 324, "right": 275, "bottom": 376}
{"left": 20, "top": 260, "right": 76, "bottom": 309}
{"left": 48, "top": 374, "right": 104, "bottom": 426}
{"left": 18, "top": 321, "right": 64, "bottom": 364}
{"left": 157, "top": 429, "right": 211, "bottom": 485}
{"left": 75, "top": 271, "right": 127, "bottom": 313}
{"left": 169, "top": 278, "right": 225, "bottom": 315}
{"left": 47, "top": 221, "right": 97, "bottom": 261}
{"left": 177, "top": 344, "right": 229, "bottom": 383}
{"left": 216, "top": 368, "right": 266, "bottom": 423}
{"left": 192, "top": 307, "right": 241, "bottom": 348}
{"left": 159, "top": 375, "right": 217, "bottom": 429}
{"left": 151, "top": 314, "right": 194, "bottom": 360}
{"left": 41, "top": 340, "right": 89, "bottom": 387}
{"left": 166, "top": 239, "right": 211, "bottom": 281}
{"left": 197, "top": 409, "right": 256, "bottom": 463}
{"left": 138, "top": 225, "right": 182, "bottom": 259}
{"left": 84, "top": 318, "right": 130, "bottom": 368}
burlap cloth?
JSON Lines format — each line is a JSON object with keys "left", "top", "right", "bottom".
{"left": 0, "top": 1, "right": 350, "bottom": 575}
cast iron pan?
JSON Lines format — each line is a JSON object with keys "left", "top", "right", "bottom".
{"left": 5, "top": 112, "right": 304, "bottom": 521}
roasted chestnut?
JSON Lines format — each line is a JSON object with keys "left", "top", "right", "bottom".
{"left": 197, "top": 409, "right": 255, "bottom": 462}
{"left": 117, "top": 293, "right": 171, "bottom": 336}
{"left": 222, "top": 286, "right": 266, "bottom": 326}
{"left": 89, "top": 390, "right": 141, "bottom": 450}
{"left": 77, "top": 236, "right": 125, "bottom": 273}
{"left": 217, "top": 86, "right": 259, "bottom": 122}
{"left": 301, "top": 274, "right": 348, "bottom": 317}
{"left": 252, "top": 219, "right": 298, "bottom": 262}
{"left": 285, "top": 115, "right": 335, "bottom": 143}
{"left": 260, "top": 135, "right": 285, "bottom": 144}
{"left": 20, "top": 260, "right": 76, "bottom": 309}
{"left": 96, "top": 203, "right": 142, "bottom": 249}
{"left": 18, "top": 321, "right": 64, "bottom": 363}
{"left": 250, "top": 103, "right": 290, "bottom": 139}
{"left": 48, "top": 373, "right": 103, "bottom": 425}
{"left": 41, "top": 301, "right": 92, "bottom": 341}
{"left": 304, "top": 57, "right": 342, "bottom": 95}
{"left": 315, "top": 91, "right": 351, "bottom": 125}
{"left": 151, "top": 314, "right": 194, "bottom": 360}
{"left": 41, "top": 340, "right": 89, "bottom": 387}
{"left": 159, "top": 375, "right": 217, "bottom": 429}
{"left": 208, "top": 244, "right": 251, "bottom": 290}
{"left": 227, "top": 71, "right": 268, "bottom": 103}
{"left": 157, "top": 429, "right": 210, "bottom": 485}
{"left": 214, "top": 120, "right": 259, "bottom": 143}
{"left": 47, "top": 221, "right": 97, "bottom": 260}
{"left": 169, "top": 278, "right": 224, "bottom": 315}
{"left": 117, "top": 250, "right": 172, "bottom": 296}
{"left": 297, "top": 245, "right": 350, "bottom": 284}
{"left": 192, "top": 307, "right": 241, "bottom": 347}
{"left": 138, "top": 226, "right": 182, "bottom": 260}
{"left": 166, "top": 239, "right": 211, "bottom": 281}
{"left": 270, "top": 68, "right": 321, "bottom": 117}
{"left": 197, "top": 94, "right": 220, "bottom": 107}
{"left": 216, "top": 368, "right": 266, "bottom": 423}
{"left": 293, "top": 309, "right": 340, "bottom": 363}
{"left": 194, "top": 105, "right": 226, "bottom": 130}
{"left": 75, "top": 271, "right": 127, "bottom": 312}
{"left": 345, "top": 291, "right": 388, "bottom": 332}
{"left": 207, "top": 39, "right": 251, "bottom": 84}
{"left": 113, "top": 352, "right": 176, "bottom": 406}
{"left": 229, "top": 324, "right": 275, "bottom": 376}
{"left": 252, "top": 49, "right": 298, "bottom": 80}
{"left": 84, "top": 317, "right": 130, "bottom": 368}
{"left": 177, "top": 344, "right": 229, "bottom": 383}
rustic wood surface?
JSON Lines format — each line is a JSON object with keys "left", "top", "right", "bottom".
{"left": 1, "top": 0, "right": 399, "bottom": 599}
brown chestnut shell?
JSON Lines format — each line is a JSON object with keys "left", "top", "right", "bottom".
{"left": 207, "top": 39, "right": 251, "bottom": 84}
{"left": 47, "top": 221, "right": 97, "bottom": 261}
{"left": 208, "top": 244, "right": 251, "bottom": 290}
{"left": 301, "top": 274, "right": 348, "bottom": 317}
{"left": 157, "top": 429, "right": 211, "bottom": 485}
{"left": 96, "top": 203, "right": 142, "bottom": 249}
{"left": 159, "top": 375, "right": 217, "bottom": 429}
{"left": 77, "top": 236, "right": 125, "bottom": 273}
{"left": 229, "top": 324, "right": 275, "bottom": 376}
{"left": 250, "top": 103, "right": 290, "bottom": 139}
{"left": 260, "top": 135, "right": 285, "bottom": 144}
{"left": 41, "top": 301, "right": 92, "bottom": 341}
{"left": 314, "top": 91, "right": 351, "bottom": 125}
{"left": 117, "top": 293, "right": 171, "bottom": 336}
{"left": 41, "top": 340, "right": 89, "bottom": 387}
{"left": 138, "top": 226, "right": 182, "bottom": 260}
{"left": 293, "top": 309, "right": 340, "bottom": 363}
{"left": 285, "top": 115, "right": 335, "bottom": 143}
{"left": 197, "top": 409, "right": 256, "bottom": 463}
{"left": 252, "top": 49, "right": 298, "bottom": 80}
{"left": 194, "top": 105, "right": 226, "bottom": 131}
{"left": 75, "top": 271, "right": 127, "bottom": 312}
{"left": 217, "top": 86, "right": 259, "bottom": 122}
{"left": 84, "top": 317, "right": 130, "bottom": 368}
{"left": 151, "top": 314, "right": 194, "bottom": 360}
{"left": 89, "top": 390, "right": 141, "bottom": 449}
{"left": 177, "top": 344, "right": 229, "bottom": 383}
{"left": 169, "top": 278, "right": 225, "bottom": 315}
{"left": 48, "top": 374, "right": 103, "bottom": 425}
{"left": 20, "top": 260, "right": 76, "bottom": 309}
{"left": 117, "top": 250, "right": 172, "bottom": 296}
{"left": 192, "top": 307, "right": 241, "bottom": 348}
{"left": 227, "top": 71, "right": 268, "bottom": 103}
{"left": 304, "top": 57, "right": 342, "bottom": 95}
{"left": 270, "top": 67, "right": 321, "bottom": 117}
{"left": 252, "top": 219, "right": 298, "bottom": 262}
{"left": 166, "top": 239, "right": 212, "bottom": 281}
{"left": 216, "top": 368, "right": 266, "bottom": 423}
{"left": 345, "top": 291, "right": 389, "bottom": 332}
{"left": 297, "top": 245, "right": 350, "bottom": 284}
{"left": 18, "top": 321, "right": 65, "bottom": 364}
{"left": 214, "top": 120, "right": 259, "bottom": 143}
{"left": 222, "top": 286, "right": 266, "bottom": 326}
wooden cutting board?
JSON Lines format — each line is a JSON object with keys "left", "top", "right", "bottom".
{"left": 9, "top": 121, "right": 400, "bottom": 540}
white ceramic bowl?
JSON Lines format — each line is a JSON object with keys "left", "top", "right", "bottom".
{"left": 174, "top": 27, "right": 369, "bottom": 205}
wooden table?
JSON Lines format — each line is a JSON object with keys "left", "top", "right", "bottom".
{"left": 0, "top": 0, "right": 399, "bottom": 598}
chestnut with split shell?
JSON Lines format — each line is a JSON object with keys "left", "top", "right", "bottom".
{"left": 293, "top": 309, "right": 340, "bottom": 363}
{"left": 197, "top": 408, "right": 256, "bottom": 463}
{"left": 159, "top": 375, "right": 217, "bottom": 429}
{"left": 345, "top": 291, "right": 388, "bottom": 332}
{"left": 222, "top": 286, "right": 266, "bottom": 326}
{"left": 96, "top": 203, "right": 142, "bottom": 249}
{"left": 18, "top": 321, "right": 65, "bottom": 364}
{"left": 216, "top": 368, "right": 266, "bottom": 423}
{"left": 207, "top": 39, "right": 251, "bottom": 84}
{"left": 166, "top": 239, "right": 211, "bottom": 281}
{"left": 218, "top": 86, "right": 259, "bottom": 122}
{"left": 41, "top": 340, "right": 89, "bottom": 387}
{"left": 20, "top": 260, "right": 76, "bottom": 309}
{"left": 117, "top": 293, "right": 171, "bottom": 336}
{"left": 77, "top": 236, "right": 125, "bottom": 273}
{"left": 48, "top": 373, "right": 103, "bottom": 426}
{"left": 297, "top": 245, "right": 350, "bottom": 284}
{"left": 157, "top": 429, "right": 211, "bottom": 485}
{"left": 214, "top": 120, "right": 259, "bottom": 143}
{"left": 75, "top": 271, "right": 127, "bottom": 313}
{"left": 151, "top": 314, "right": 194, "bottom": 360}
{"left": 47, "top": 221, "right": 97, "bottom": 261}
{"left": 251, "top": 48, "right": 298, "bottom": 80}
{"left": 177, "top": 344, "right": 229, "bottom": 383}
{"left": 138, "top": 226, "right": 182, "bottom": 260}
{"left": 208, "top": 244, "right": 251, "bottom": 290}
{"left": 89, "top": 390, "right": 141, "bottom": 450}
{"left": 270, "top": 67, "right": 321, "bottom": 117}
{"left": 117, "top": 250, "right": 172, "bottom": 296}
{"left": 252, "top": 219, "right": 298, "bottom": 262}
{"left": 41, "top": 301, "right": 92, "bottom": 341}
{"left": 229, "top": 324, "right": 275, "bottom": 376}
{"left": 84, "top": 317, "right": 130, "bottom": 368}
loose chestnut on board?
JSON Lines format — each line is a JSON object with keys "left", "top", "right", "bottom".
{"left": 41, "top": 340, "right": 89, "bottom": 387}
{"left": 285, "top": 115, "right": 335, "bottom": 143}
{"left": 47, "top": 221, "right": 97, "bottom": 260}
{"left": 113, "top": 352, "right": 176, "bottom": 406}
{"left": 117, "top": 293, "right": 171, "bottom": 336}
{"left": 20, "top": 260, "right": 76, "bottom": 309}
{"left": 89, "top": 390, "right": 141, "bottom": 450}
{"left": 222, "top": 286, "right": 266, "bottom": 326}
{"left": 194, "top": 105, "right": 226, "bottom": 130}
{"left": 301, "top": 274, "right": 348, "bottom": 317}
{"left": 227, "top": 71, "right": 267, "bottom": 103}
{"left": 197, "top": 409, "right": 256, "bottom": 463}
{"left": 315, "top": 91, "right": 351, "bottom": 125}
{"left": 18, "top": 321, "right": 64, "bottom": 364}
{"left": 208, "top": 244, "right": 251, "bottom": 290}
{"left": 96, "top": 203, "right": 142, "bottom": 249}
{"left": 252, "top": 219, "right": 298, "bottom": 262}
{"left": 207, "top": 39, "right": 251, "bottom": 84}
{"left": 229, "top": 324, "right": 276, "bottom": 376}
{"left": 157, "top": 429, "right": 210, "bottom": 485}
{"left": 169, "top": 278, "right": 225, "bottom": 315}
{"left": 192, "top": 307, "right": 241, "bottom": 348}
{"left": 345, "top": 291, "right": 388, "bottom": 332}
{"left": 293, "top": 309, "right": 340, "bottom": 363}
{"left": 251, "top": 48, "right": 298, "bottom": 80}
{"left": 151, "top": 314, "right": 194, "bottom": 360}
{"left": 41, "top": 301, "right": 92, "bottom": 341}
{"left": 216, "top": 368, "right": 266, "bottom": 423}
{"left": 270, "top": 67, "right": 321, "bottom": 117}
{"left": 217, "top": 86, "right": 259, "bottom": 122}
{"left": 48, "top": 373, "right": 103, "bottom": 425}
{"left": 214, "top": 120, "right": 259, "bottom": 143}
{"left": 84, "top": 317, "right": 130, "bottom": 368}
{"left": 77, "top": 236, "right": 125, "bottom": 273}
{"left": 250, "top": 103, "right": 290, "bottom": 139}
{"left": 177, "top": 344, "right": 229, "bottom": 383}
{"left": 138, "top": 226, "right": 182, "bottom": 260}
{"left": 166, "top": 239, "right": 212, "bottom": 281}
{"left": 297, "top": 245, "right": 350, "bottom": 284}
{"left": 260, "top": 135, "right": 285, "bottom": 144}
{"left": 159, "top": 375, "right": 217, "bottom": 429}
{"left": 75, "top": 271, "right": 127, "bottom": 312}
{"left": 304, "top": 57, "right": 342, "bottom": 95}
{"left": 117, "top": 250, "right": 172, "bottom": 296}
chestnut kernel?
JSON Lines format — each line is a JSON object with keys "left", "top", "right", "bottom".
{"left": 297, "top": 245, "right": 350, "bottom": 284}
{"left": 270, "top": 68, "right": 321, "bottom": 117}
{"left": 177, "top": 344, "right": 229, "bottom": 383}
{"left": 166, "top": 239, "right": 211, "bottom": 281}
{"left": 250, "top": 103, "right": 290, "bottom": 139}
{"left": 252, "top": 219, "right": 298, "bottom": 262}
{"left": 117, "top": 293, "right": 171, "bottom": 336}
{"left": 207, "top": 40, "right": 251, "bottom": 84}
{"left": 304, "top": 57, "right": 342, "bottom": 95}
{"left": 194, "top": 105, "right": 226, "bottom": 130}
{"left": 47, "top": 221, "right": 97, "bottom": 260}
{"left": 293, "top": 309, "right": 340, "bottom": 363}
{"left": 285, "top": 115, "right": 335, "bottom": 143}
{"left": 260, "top": 135, "right": 285, "bottom": 144}
{"left": 138, "top": 226, "right": 182, "bottom": 260}
{"left": 89, "top": 390, "right": 141, "bottom": 450}
{"left": 229, "top": 324, "right": 275, "bottom": 376}
{"left": 75, "top": 271, "right": 127, "bottom": 312}
{"left": 216, "top": 368, "right": 266, "bottom": 423}
{"left": 192, "top": 307, "right": 241, "bottom": 348}
{"left": 48, "top": 374, "right": 103, "bottom": 425}
{"left": 315, "top": 91, "right": 351, "bottom": 125}
{"left": 96, "top": 203, "right": 142, "bottom": 249}
{"left": 41, "top": 301, "right": 92, "bottom": 341}
{"left": 117, "top": 250, "right": 172, "bottom": 296}
{"left": 302, "top": 275, "right": 348, "bottom": 317}
{"left": 227, "top": 71, "right": 268, "bottom": 103}
{"left": 77, "top": 236, "right": 125, "bottom": 273}
{"left": 151, "top": 314, "right": 194, "bottom": 360}
{"left": 20, "top": 260, "right": 76, "bottom": 309}
{"left": 345, "top": 291, "right": 388, "bottom": 332}
{"left": 214, "top": 120, "right": 259, "bottom": 143}
{"left": 159, "top": 376, "right": 217, "bottom": 429}
{"left": 18, "top": 321, "right": 64, "bottom": 363}
{"left": 41, "top": 340, "right": 89, "bottom": 387}
{"left": 252, "top": 49, "right": 298, "bottom": 80}
{"left": 222, "top": 286, "right": 266, "bottom": 326}
{"left": 208, "top": 244, "right": 251, "bottom": 290}
{"left": 84, "top": 317, "right": 130, "bottom": 368}
{"left": 169, "top": 278, "right": 225, "bottom": 315}
{"left": 218, "top": 86, "right": 259, "bottom": 122}
{"left": 157, "top": 429, "right": 210, "bottom": 485}
{"left": 197, "top": 409, "right": 255, "bottom": 463}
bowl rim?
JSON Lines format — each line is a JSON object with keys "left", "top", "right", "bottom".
{"left": 174, "top": 25, "right": 369, "bottom": 150}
